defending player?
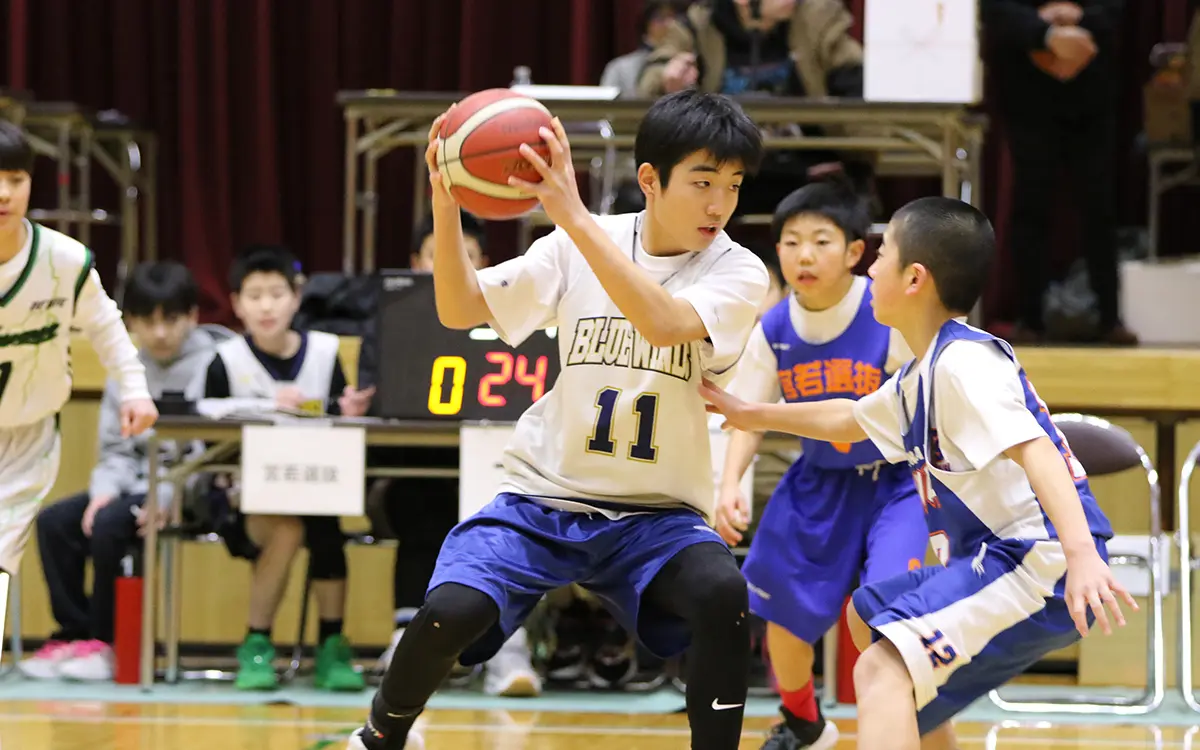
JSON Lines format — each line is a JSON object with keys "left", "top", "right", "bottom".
{"left": 700, "top": 196, "right": 1133, "bottom": 750}
{"left": 350, "top": 90, "right": 769, "bottom": 750}
{"left": 715, "top": 181, "right": 926, "bottom": 750}
{"left": 0, "top": 122, "right": 157, "bottom": 657}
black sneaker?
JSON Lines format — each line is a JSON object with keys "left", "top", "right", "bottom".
{"left": 761, "top": 722, "right": 802, "bottom": 750}
{"left": 587, "top": 610, "right": 637, "bottom": 689}
{"left": 545, "top": 600, "right": 591, "bottom": 684}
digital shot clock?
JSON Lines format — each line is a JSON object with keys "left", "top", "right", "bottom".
{"left": 374, "top": 271, "right": 560, "bottom": 421}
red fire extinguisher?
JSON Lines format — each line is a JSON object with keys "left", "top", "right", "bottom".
{"left": 113, "top": 550, "right": 143, "bottom": 685}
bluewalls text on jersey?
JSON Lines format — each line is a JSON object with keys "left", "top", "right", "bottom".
{"left": 567, "top": 317, "right": 693, "bottom": 381}
{"left": 0, "top": 321, "right": 59, "bottom": 347}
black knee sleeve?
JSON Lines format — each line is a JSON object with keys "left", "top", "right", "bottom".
{"left": 644, "top": 543, "right": 750, "bottom": 750}
{"left": 403, "top": 583, "right": 499, "bottom": 657}
{"left": 367, "top": 584, "right": 499, "bottom": 748}
{"left": 691, "top": 564, "right": 748, "bottom": 628}
{"left": 660, "top": 543, "right": 749, "bottom": 627}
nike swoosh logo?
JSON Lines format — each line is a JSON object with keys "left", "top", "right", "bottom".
{"left": 711, "top": 699, "right": 743, "bottom": 711}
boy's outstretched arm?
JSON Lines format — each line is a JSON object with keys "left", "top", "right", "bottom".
{"left": 1005, "top": 436, "right": 1137, "bottom": 636}
{"left": 699, "top": 378, "right": 867, "bottom": 445}
{"left": 509, "top": 120, "right": 736, "bottom": 349}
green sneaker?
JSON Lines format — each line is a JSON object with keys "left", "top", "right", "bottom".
{"left": 313, "top": 634, "right": 365, "bottom": 691}
{"left": 234, "top": 633, "right": 278, "bottom": 690}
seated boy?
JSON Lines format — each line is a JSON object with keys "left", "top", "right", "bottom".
{"left": 205, "top": 245, "right": 373, "bottom": 691}
{"left": 701, "top": 196, "right": 1133, "bottom": 750}
{"left": 716, "top": 181, "right": 926, "bottom": 750}
{"left": 22, "top": 262, "right": 224, "bottom": 681}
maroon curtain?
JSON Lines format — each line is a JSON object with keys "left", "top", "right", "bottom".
{"left": 4, "top": 0, "right": 1196, "bottom": 324}
{"left": 846, "top": 0, "right": 1199, "bottom": 322}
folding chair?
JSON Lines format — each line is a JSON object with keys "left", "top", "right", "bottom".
{"left": 989, "top": 413, "right": 1166, "bottom": 715}
{"left": 1177, "top": 437, "right": 1200, "bottom": 712}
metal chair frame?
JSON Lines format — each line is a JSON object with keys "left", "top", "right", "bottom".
{"left": 1176, "top": 438, "right": 1200, "bottom": 712}
{"left": 988, "top": 413, "right": 1165, "bottom": 715}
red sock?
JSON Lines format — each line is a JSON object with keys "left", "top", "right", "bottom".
{"left": 780, "top": 679, "right": 818, "bottom": 722}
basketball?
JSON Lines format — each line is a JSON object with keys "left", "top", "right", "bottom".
{"left": 436, "top": 88, "right": 555, "bottom": 220}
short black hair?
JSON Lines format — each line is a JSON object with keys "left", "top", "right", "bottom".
{"left": 123, "top": 262, "right": 199, "bottom": 318}
{"left": 634, "top": 89, "right": 764, "bottom": 188}
{"left": 890, "top": 197, "right": 995, "bottom": 314}
{"left": 411, "top": 210, "right": 486, "bottom": 255}
{"left": 641, "top": 0, "right": 688, "bottom": 33}
{"left": 230, "top": 244, "right": 302, "bottom": 292}
{"left": 771, "top": 178, "right": 870, "bottom": 246}
{"left": 0, "top": 121, "right": 35, "bottom": 173}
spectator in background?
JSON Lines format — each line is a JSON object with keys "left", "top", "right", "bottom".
{"left": 983, "top": 0, "right": 1136, "bottom": 345}
{"left": 372, "top": 211, "right": 542, "bottom": 698}
{"left": 205, "top": 246, "right": 372, "bottom": 692}
{"left": 21, "top": 263, "right": 227, "bottom": 682}
{"left": 600, "top": 0, "right": 691, "bottom": 98}
{"left": 408, "top": 211, "right": 489, "bottom": 272}
{"left": 637, "top": 0, "right": 868, "bottom": 215}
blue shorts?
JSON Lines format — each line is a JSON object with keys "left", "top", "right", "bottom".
{"left": 741, "top": 458, "right": 927, "bottom": 643}
{"left": 427, "top": 492, "right": 730, "bottom": 665}
{"left": 851, "top": 536, "right": 1109, "bottom": 735}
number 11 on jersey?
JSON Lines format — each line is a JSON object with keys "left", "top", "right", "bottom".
{"left": 586, "top": 387, "right": 660, "bottom": 463}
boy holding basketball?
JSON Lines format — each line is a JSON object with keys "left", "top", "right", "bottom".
{"left": 350, "top": 89, "right": 769, "bottom": 750}
{"left": 700, "top": 197, "right": 1132, "bottom": 750}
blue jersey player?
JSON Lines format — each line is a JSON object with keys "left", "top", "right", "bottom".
{"left": 701, "top": 197, "right": 1134, "bottom": 750}
{"left": 716, "top": 182, "right": 927, "bottom": 750}
{"left": 350, "top": 90, "right": 771, "bottom": 750}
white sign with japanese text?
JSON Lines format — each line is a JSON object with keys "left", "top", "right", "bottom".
{"left": 459, "top": 424, "right": 512, "bottom": 521}
{"left": 240, "top": 424, "right": 366, "bottom": 517}
{"left": 864, "top": 0, "right": 981, "bottom": 104}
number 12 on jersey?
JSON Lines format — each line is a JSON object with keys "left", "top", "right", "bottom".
{"left": 587, "top": 387, "right": 660, "bottom": 463}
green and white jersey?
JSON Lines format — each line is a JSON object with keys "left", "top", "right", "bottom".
{"left": 0, "top": 221, "right": 148, "bottom": 427}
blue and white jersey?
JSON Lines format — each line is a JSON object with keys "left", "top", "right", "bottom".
{"left": 853, "top": 319, "right": 1113, "bottom": 565}
{"left": 732, "top": 276, "right": 910, "bottom": 469}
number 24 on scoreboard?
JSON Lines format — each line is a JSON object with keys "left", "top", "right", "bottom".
{"left": 427, "top": 352, "right": 549, "bottom": 416}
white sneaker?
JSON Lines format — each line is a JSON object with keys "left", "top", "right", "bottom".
{"left": 347, "top": 726, "right": 425, "bottom": 750}
{"left": 375, "top": 627, "right": 405, "bottom": 674}
{"left": 58, "top": 640, "right": 115, "bottom": 681}
{"left": 810, "top": 720, "right": 840, "bottom": 750}
{"left": 18, "top": 640, "right": 78, "bottom": 679}
{"left": 483, "top": 628, "right": 542, "bottom": 697}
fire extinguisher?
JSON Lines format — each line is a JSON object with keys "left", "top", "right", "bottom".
{"left": 113, "top": 548, "right": 143, "bottom": 685}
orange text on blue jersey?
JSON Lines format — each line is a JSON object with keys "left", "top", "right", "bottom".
{"left": 776, "top": 358, "right": 882, "bottom": 401}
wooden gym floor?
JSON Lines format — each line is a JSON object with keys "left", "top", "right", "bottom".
{"left": 0, "top": 703, "right": 1190, "bottom": 750}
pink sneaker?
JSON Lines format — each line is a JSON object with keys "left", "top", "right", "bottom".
{"left": 59, "top": 639, "right": 115, "bottom": 682}
{"left": 18, "top": 640, "right": 78, "bottom": 679}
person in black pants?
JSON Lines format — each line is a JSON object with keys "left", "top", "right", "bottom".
{"left": 21, "top": 262, "right": 223, "bottom": 682}
{"left": 983, "top": 0, "right": 1136, "bottom": 345}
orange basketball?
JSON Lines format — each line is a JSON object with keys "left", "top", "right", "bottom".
{"left": 436, "top": 89, "right": 554, "bottom": 221}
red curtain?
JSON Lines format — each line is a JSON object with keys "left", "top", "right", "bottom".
{"left": 4, "top": 0, "right": 1196, "bottom": 324}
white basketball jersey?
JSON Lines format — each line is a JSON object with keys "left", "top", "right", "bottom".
{"left": 216, "top": 331, "right": 340, "bottom": 413}
{"left": 0, "top": 223, "right": 103, "bottom": 427}
{"left": 476, "top": 213, "right": 769, "bottom": 520}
